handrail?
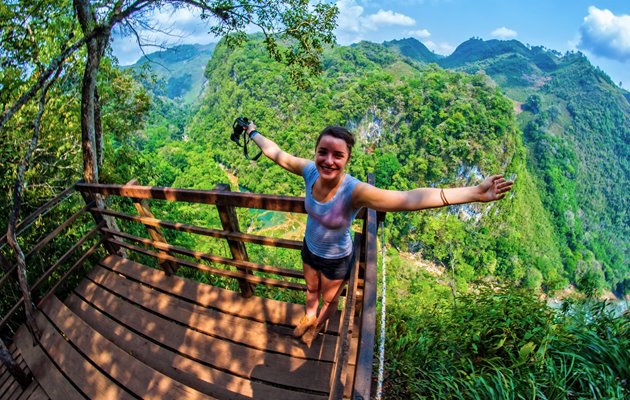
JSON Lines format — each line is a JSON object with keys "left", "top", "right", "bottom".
{"left": 93, "top": 208, "right": 302, "bottom": 250}
{"left": 0, "top": 185, "right": 76, "bottom": 249}
{"left": 3, "top": 181, "right": 380, "bottom": 397}
{"left": 102, "top": 228, "right": 305, "bottom": 279}
{"left": 106, "top": 238, "right": 308, "bottom": 291}
{"left": 353, "top": 207, "right": 379, "bottom": 399}
{"left": 0, "top": 201, "right": 95, "bottom": 291}
{"left": 76, "top": 182, "right": 307, "bottom": 213}
{"left": 76, "top": 182, "right": 368, "bottom": 219}
{"left": 329, "top": 234, "right": 362, "bottom": 399}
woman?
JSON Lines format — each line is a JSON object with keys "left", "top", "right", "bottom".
{"left": 246, "top": 123, "right": 513, "bottom": 346}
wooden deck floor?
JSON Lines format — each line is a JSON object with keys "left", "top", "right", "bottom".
{"left": 7, "top": 255, "right": 357, "bottom": 399}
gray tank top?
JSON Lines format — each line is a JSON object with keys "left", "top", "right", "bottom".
{"left": 303, "top": 162, "right": 362, "bottom": 258}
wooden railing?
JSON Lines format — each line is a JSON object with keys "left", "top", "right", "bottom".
{"left": 0, "top": 180, "right": 380, "bottom": 399}
{"left": 0, "top": 187, "right": 104, "bottom": 331}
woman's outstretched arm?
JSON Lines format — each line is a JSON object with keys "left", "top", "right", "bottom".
{"left": 247, "top": 123, "right": 310, "bottom": 176}
{"left": 352, "top": 175, "right": 513, "bottom": 212}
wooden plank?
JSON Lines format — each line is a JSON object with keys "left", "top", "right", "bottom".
{"left": 31, "top": 308, "right": 130, "bottom": 400}
{"left": 13, "top": 323, "right": 85, "bottom": 400}
{"left": 99, "top": 255, "right": 340, "bottom": 333}
{"left": 76, "top": 183, "right": 308, "bottom": 213}
{"left": 107, "top": 238, "right": 307, "bottom": 291}
{"left": 65, "top": 293, "right": 327, "bottom": 400}
{"left": 0, "top": 373, "right": 19, "bottom": 400}
{"left": 75, "top": 271, "right": 335, "bottom": 392}
{"left": 102, "top": 228, "right": 304, "bottom": 279}
{"left": 78, "top": 269, "right": 336, "bottom": 361}
{"left": 0, "top": 380, "right": 19, "bottom": 400}
{"left": 17, "top": 385, "right": 48, "bottom": 400}
{"left": 94, "top": 208, "right": 302, "bottom": 249}
{"left": 40, "top": 296, "right": 213, "bottom": 400}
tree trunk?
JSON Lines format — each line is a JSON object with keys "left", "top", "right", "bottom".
{"left": 95, "top": 89, "right": 103, "bottom": 168}
{"left": 75, "top": 0, "right": 109, "bottom": 183}
{"left": 80, "top": 37, "right": 105, "bottom": 183}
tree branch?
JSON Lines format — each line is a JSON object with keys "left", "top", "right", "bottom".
{"left": 5, "top": 66, "right": 61, "bottom": 340}
{"left": 0, "top": 37, "right": 86, "bottom": 132}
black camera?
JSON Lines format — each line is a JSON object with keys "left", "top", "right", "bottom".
{"left": 231, "top": 116, "right": 250, "bottom": 146}
{"left": 230, "top": 116, "right": 262, "bottom": 161}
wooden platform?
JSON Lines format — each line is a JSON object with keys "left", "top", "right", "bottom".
{"left": 10, "top": 255, "right": 355, "bottom": 399}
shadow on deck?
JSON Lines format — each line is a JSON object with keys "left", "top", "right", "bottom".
{"left": 0, "top": 181, "right": 380, "bottom": 400}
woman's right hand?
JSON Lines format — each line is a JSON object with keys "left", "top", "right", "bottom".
{"left": 246, "top": 122, "right": 257, "bottom": 135}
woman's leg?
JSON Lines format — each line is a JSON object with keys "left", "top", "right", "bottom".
{"left": 301, "top": 275, "right": 346, "bottom": 345}
{"left": 315, "top": 275, "right": 346, "bottom": 327}
{"left": 303, "top": 262, "right": 321, "bottom": 317}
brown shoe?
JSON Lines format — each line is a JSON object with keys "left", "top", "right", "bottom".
{"left": 301, "top": 323, "right": 323, "bottom": 347}
{"left": 293, "top": 314, "right": 317, "bottom": 338}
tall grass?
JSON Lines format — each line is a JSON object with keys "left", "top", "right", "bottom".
{"left": 383, "top": 285, "right": 629, "bottom": 399}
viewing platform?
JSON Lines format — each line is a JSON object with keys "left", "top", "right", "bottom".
{"left": 0, "top": 181, "right": 379, "bottom": 399}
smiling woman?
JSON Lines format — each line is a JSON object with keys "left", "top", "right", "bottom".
{"left": 244, "top": 122, "right": 513, "bottom": 346}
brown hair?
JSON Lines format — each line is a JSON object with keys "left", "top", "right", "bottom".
{"left": 315, "top": 126, "right": 355, "bottom": 156}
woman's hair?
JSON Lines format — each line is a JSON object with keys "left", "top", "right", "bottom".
{"left": 315, "top": 126, "right": 355, "bottom": 156}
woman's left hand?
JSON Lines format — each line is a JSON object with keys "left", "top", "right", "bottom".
{"left": 478, "top": 175, "right": 513, "bottom": 202}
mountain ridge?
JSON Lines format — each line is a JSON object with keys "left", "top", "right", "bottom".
{"left": 133, "top": 36, "right": 628, "bottom": 295}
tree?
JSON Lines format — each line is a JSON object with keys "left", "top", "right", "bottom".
{"left": 0, "top": 0, "right": 338, "bottom": 371}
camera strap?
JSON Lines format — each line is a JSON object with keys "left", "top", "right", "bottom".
{"left": 243, "top": 133, "right": 263, "bottom": 161}
{"left": 231, "top": 117, "right": 262, "bottom": 161}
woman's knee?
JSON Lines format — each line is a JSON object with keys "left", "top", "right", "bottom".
{"left": 306, "top": 282, "right": 319, "bottom": 294}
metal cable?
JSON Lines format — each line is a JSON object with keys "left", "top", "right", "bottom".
{"left": 375, "top": 220, "right": 386, "bottom": 400}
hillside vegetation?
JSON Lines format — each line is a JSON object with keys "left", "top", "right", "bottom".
{"left": 3, "top": 32, "right": 627, "bottom": 398}
{"left": 385, "top": 37, "right": 629, "bottom": 296}
{"left": 126, "top": 36, "right": 628, "bottom": 398}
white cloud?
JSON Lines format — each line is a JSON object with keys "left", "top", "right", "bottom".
{"left": 364, "top": 10, "right": 416, "bottom": 29}
{"left": 423, "top": 40, "right": 455, "bottom": 56}
{"left": 335, "top": 0, "right": 416, "bottom": 43}
{"left": 578, "top": 6, "right": 630, "bottom": 62}
{"left": 491, "top": 27, "right": 517, "bottom": 39}
{"left": 336, "top": 0, "right": 365, "bottom": 33}
{"left": 408, "top": 29, "right": 431, "bottom": 39}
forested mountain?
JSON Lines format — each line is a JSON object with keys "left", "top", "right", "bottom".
{"left": 136, "top": 37, "right": 628, "bottom": 298}
{"left": 129, "top": 38, "right": 628, "bottom": 396}
{"left": 3, "top": 24, "right": 628, "bottom": 397}
{"left": 126, "top": 43, "right": 215, "bottom": 103}
{"left": 382, "top": 37, "right": 630, "bottom": 296}
{"left": 139, "top": 35, "right": 627, "bottom": 297}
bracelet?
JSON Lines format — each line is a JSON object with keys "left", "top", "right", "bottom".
{"left": 249, "top": 130, "right": 260, "bottom": 139}
{"left": 440, "top": 188, "right": 450, "bottom": 206}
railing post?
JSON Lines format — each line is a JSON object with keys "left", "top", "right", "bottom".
{"left": 352, "top": 176, "right": 379, "bottom": 399}
{"left": 213, "top": 184, "right": 255, "bottom": 298}
{"left": 127, "top": 179, "right": 178, "bottom": 276}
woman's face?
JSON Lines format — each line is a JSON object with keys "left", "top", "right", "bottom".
{"left": 315, "top": 135, "right": 350, "bottom": 182}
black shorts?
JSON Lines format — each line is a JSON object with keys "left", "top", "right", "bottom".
{"left": 301, "top": 240, "right": 355, "bottom": 281}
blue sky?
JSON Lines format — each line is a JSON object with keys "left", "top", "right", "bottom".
{"left": 111, "top": 1, "right": 630, "bottom": 88}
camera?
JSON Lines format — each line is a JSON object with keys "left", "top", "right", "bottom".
{"left": 231, "top": 117, "right": 250, "bottom": 146}
{"left": 230, "top": 117, "right": 262, "bottom": 161}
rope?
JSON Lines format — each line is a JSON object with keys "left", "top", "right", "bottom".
{"left": 375, "top": 220, "right": 386, "bottom": 400}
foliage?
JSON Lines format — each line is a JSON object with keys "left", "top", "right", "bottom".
{"left": 383, "top": 284, "right": 629, "bottom": 399}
